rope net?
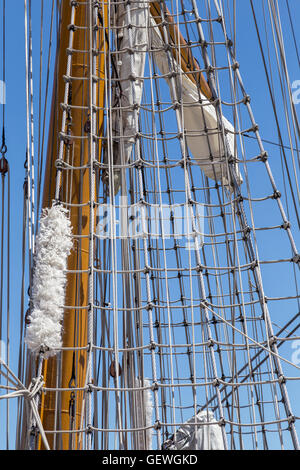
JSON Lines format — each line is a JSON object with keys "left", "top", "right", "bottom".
{"left": 1, "top": 0, "right": 299, "bottom": 450}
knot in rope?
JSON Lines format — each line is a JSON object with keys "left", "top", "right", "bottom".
{"left": 25, "top": 375, "right": 44, "bottom": 401}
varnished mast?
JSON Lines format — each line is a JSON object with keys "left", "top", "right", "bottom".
{"left": 39, "top": 0, "right": 107, "bottom": 449}
{"left": 38, "top": 0, "right": 210, "bottom": 450}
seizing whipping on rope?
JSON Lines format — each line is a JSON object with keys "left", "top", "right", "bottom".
{"left": 25, "top": 205, "right": 73, "bottom": 358}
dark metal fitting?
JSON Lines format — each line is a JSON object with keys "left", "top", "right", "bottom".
{"left": 288, "top": 415, "right": 296, "bottom": 425}
{"left": 30, "top": 425, "right": 39, "bottom": 437}
{"left": 0, "top": 156, "right": 8, "bottom": 175}
{"left": 55, "top": 159, "right": 65, "bottom": 169}
{"left": 145, "top": 300, "right": 153, "bottom": 310}
{"left": 268, "top": 336, "right": 277, "bottom": 347}
{"left": 154, "top": 420, "right": 162, "bottom": 430}
{"left": 282, "top": 221, "right": 291, "bottom": 230}
{"left": 272, "top": 190, "right": 281, "bottom": 200}
{"left": 292, "top": 254, "right": 300, "bottom": 264}
{"left": 168, "top": 71, "right": 177, "bottom": 79}
{"left": 232, "top": 61, "right": 240, "bottom": 71}
{"left": 196, "top": 264, "right": 203, "bottom": 273}
{"left": 260, "top": 151, "right": 268, "bottom": 162}
{"left": 87, "top": 425, "right": 93, "bottom": 434}
{"left": 134, "top": 159, "right": 143, "bottom": 169}
{"left": 243, "top": 94, "right": 251, "bottom": 104}
{"left": 213, "top": 378, "right": 220, "bottom": 388}
{"left": 250, "top": 260, "right": 258, "bottom": 270}
{"left": 278, "top": 374, "right": 286, "bottom": 384}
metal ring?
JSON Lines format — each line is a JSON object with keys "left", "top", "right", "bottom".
{"left": 1, "top": 144, "right": 7, "bottom": 155}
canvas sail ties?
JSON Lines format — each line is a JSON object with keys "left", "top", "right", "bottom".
{"left": 162, "top": 410, "right": 225, "bottom": 451}
{"left": 25, "top": 204, "right": 72, "bottom": 358}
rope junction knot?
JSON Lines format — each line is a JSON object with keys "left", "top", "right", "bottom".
{"left": 25, "top": 376, "right": 45, "bottom": 401}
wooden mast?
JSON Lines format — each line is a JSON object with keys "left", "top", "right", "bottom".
{"left": 37, "top": 0, "right": 209, "bottom": 450}
{"left": 38, "top": 0, "right": 107, "bottom": 449}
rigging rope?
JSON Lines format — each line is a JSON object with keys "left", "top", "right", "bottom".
{"left": 1, "top": 0, "right": 299, "bottom": 451}
{"left": 249, "top": 0, "right": 300, "bottom": 230}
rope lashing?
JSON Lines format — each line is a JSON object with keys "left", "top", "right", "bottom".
{"left": 0, "top": 359, "right": 44, "bottom": 402}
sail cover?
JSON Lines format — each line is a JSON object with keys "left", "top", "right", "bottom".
{"left": 108, "top": 2, "right": 242, "bottom": 192}
{"left": 103, "top": 1, "right": 149, "bottom": 194}
{"left": 150, "top": 15, "right": 243, "bottom": 186}
{"left": 162, "top": 410, "right": 225, "bottom": 450}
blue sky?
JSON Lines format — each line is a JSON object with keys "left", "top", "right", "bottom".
{"left": 0, "top": 0, "right": 300, "bottom": 450}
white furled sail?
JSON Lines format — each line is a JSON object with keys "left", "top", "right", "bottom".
{"left": 25, "top": 205, "right": 72, "bottom": 358}
{"left": 150, "top": 16, "right": 243, "bottom": 186}
{"left": 103, "top": 1, "right": 149, "bottom": 194}
{"left": 106, "top": 2, "right": 242, "bottom": 195}
{"left": 162, "top": 411, "right": 225, "bottom": 451}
